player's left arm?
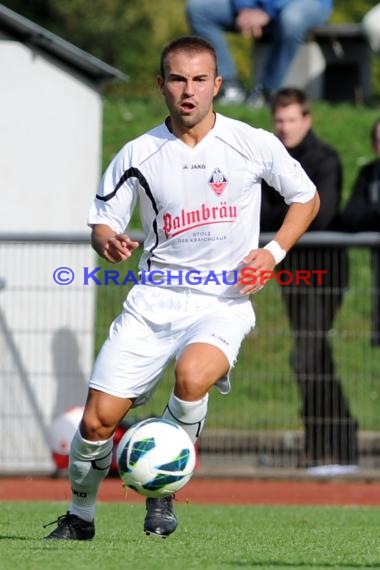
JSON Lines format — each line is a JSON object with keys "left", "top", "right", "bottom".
{"left": 270, "top": 191, "right": 320, "bottom": 253}
{"left": 240, "top": 192, "right": 320, "bottom": 294}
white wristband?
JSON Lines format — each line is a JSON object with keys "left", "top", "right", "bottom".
{"left": 264, "top": 240, "right": 286, "bottom": 265}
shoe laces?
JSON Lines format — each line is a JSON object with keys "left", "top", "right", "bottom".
{"left": 43, "top": 511, "right": 71, "bottom": 529}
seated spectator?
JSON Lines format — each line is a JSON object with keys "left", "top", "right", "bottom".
{"left": 186, "top": 0, "right": 333, "bottom": 107}
{"left": 340, "top": 118, "right": 380, "bottom": 347}
{"left": 261, "top": 88, "right": 359, "bottom": 475}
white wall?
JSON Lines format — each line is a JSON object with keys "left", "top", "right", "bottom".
{"left": 0, "top": 33, "right": 103, "bottom": 233}
{"left": 0, "top": 32, "right": 103, "bottom": 472}
{"left": 0, "top": 242, "right": 96, "bottom": 473}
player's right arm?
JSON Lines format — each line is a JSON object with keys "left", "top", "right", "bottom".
{"left": 91, "top": 224, "right": 139, "bottom": 264}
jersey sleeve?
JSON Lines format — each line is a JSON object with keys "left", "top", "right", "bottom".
{"left": 87, "top": 148, "right": 138, "bottom": 234}
{"left": 262, "top": 133, "right": 316, "bottom": 204}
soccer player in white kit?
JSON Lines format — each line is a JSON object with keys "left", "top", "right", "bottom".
{"left": 44, "top": 36, "right": 319, "bottom": 540}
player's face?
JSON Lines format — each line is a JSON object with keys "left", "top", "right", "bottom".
{"left": 273, "top": 103, "right": 312, "bottom": 149}
{"left": 158, "top": 50, "right": 222, "bottom": 131}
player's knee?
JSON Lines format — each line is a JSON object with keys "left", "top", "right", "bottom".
{"left": 174, "top": 365, "right": 209, "bottom": 400}
{"left": 80, "top": 410, "right": 116, "bottom": 441}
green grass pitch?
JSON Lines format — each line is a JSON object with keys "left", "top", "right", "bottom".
{"left": 1, "top": 502, "right": 380, "bottom": 569}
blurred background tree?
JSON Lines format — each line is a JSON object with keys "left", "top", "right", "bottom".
{"left": 1, "top": 0, "right": 379, "bottom": 96}
{"left": 2, "top": 0, "right": 187, "bottom": 95}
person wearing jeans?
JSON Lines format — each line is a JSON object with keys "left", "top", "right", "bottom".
{"left": 186, "top": 0, "right": 333, "bottom": 106}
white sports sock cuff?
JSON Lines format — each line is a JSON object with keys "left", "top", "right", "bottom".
{"left": 166, "top": 392, "right": 209, "bottom": 423}
{"left": 71, "top": 429, "right": 113, "bottom": 461}
{"left": 263, "top": 240, "right": 286, "bottom": 265}
{"left": 163, "top": 392, "right": 209, "bottom": 443}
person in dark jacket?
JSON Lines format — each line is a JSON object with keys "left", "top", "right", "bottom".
{"left": 261, "top": 88, "right": 358, "bottom": 474}
{"left": 341, "top": 119, "right": 380, "bottom": 233}
{"left": 340, "top": 118, "right": 380, "bottom": 347}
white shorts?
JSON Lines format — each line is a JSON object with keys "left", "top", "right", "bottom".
{"left": 89, "top": 284, "right": 256, "bottom": 406}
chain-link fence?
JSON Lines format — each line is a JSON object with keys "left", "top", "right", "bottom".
{"left": 1, "top": 232, "right": 379, "bottom": 477}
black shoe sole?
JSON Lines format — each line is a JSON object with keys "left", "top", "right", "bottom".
{"left": 144, "top": 529, "right": 169, "bottom": 539}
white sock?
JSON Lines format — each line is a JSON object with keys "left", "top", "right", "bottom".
{"left": 68, "top": 429, "right": 113, "bottom": 522}
{"left": 162, "top": 392, "right": 209, "bottom": 443}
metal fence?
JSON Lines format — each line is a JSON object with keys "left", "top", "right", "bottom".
{"left": 0, "top": 232, "right": 379, "bottom": 477}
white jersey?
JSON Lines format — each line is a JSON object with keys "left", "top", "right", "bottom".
{"left": 88, "top": 113, "right": 316, "bottom": 297}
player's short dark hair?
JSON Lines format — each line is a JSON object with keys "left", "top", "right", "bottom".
{"left": 159, "top": 36, "right": 219, "bottom": 79}
{"left": 270, "top": 87, "right": 312, "bottom": 116}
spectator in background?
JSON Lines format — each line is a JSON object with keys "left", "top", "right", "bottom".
{"left": 340, "top": 118, "right": 380, "bottom": 347}
{"left": 363, "top": 4, "right": 380, "bottom": 55}
{"left": 261, "top": 88, "right": 359, "bottom": 475}
{"left": 186, "top": 0, "right": 333, "bottom": 107}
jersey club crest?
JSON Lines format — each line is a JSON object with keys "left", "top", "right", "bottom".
{"left": 208, "top": 168, "right": 228, "bottom": 196}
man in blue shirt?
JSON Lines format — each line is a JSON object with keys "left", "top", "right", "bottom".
{"left": 186, "top": 0, "right": 333, "bottom": 106}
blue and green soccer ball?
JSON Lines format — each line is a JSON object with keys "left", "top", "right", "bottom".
{"left": 116, "top": 418, "right": 196, "bottom": 498}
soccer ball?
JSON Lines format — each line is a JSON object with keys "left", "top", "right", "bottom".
{"left": 116, "top": 417, "right": 196, "bottom": 498}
